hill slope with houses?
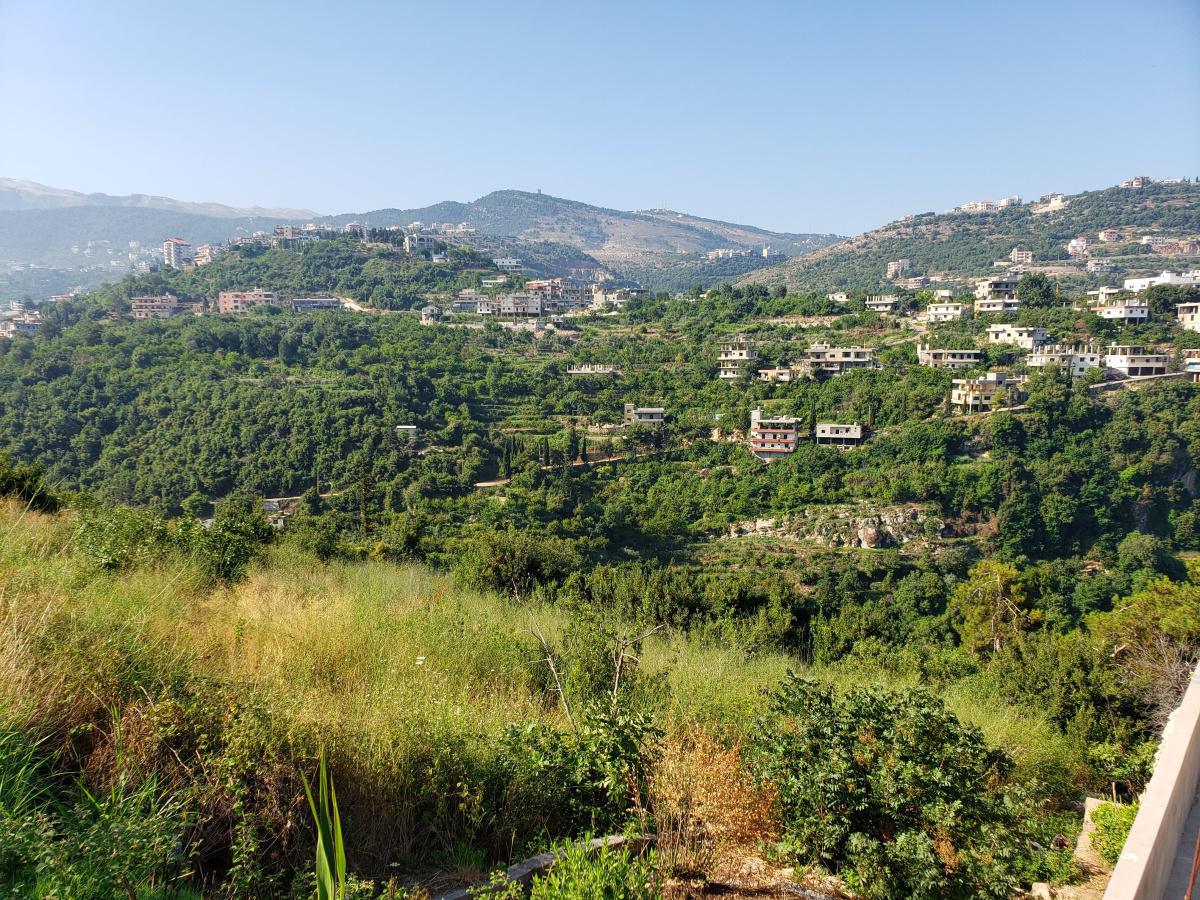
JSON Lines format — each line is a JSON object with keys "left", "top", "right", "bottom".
{"left": 737, "top": 180, "right": 1200, "bottom": 294}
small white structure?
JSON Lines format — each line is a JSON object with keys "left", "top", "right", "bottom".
{"left": 815, "top": 423, "right": 866, "bottom": 449}
{"left": 1103, "top": 345, "right": 1168, "bottom": 377}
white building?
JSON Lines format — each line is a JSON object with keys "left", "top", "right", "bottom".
{"left": 804, "top": 343, "right": 877, "bottom": 374}
{"left": 987, "top": 324, "right": 1049, "bottom": 350}
{"left": 717, "top": 337, "right": 758, "bottom": 380}
{"left": 1027, "top": 344, "right": 1102, "bottom": 379}
{"left": 1067, "top": 237, "right": 1090, "bottom": 257}
{"left": 950, "top": 371, "right": 1026, "bottom": 413}
{"left": 748, "top": 408, "right": 801, "bottom": 460}
{"left": 865, "top": 295, "right": 899, "bottom": 313}
{"left": 623, "top": 404, "right": 665, "bottom": 427}
{"left": 1009, "top": 248, "right": 1033, "bottom": 265}
{"left": 163, "top": 238, "right": 191, "bottom": 269}
{"left": 974, "top": 296, "right": 1021, "bottom": 315}
{"left": 1123, "top": 270, "right": 1200, "bottom": 292}
{"left": 917, "top": 346, "right": 983, "bottom": 370}
{"left": 886, "top": 259, "right": 911, "bottom": 279}
{"left": 1092, "top": 301, "right": 1149, "bottom": 323}
{"left": 975, "top": 275, "right": 1019, "bottom": 302}
{"left": 815, "top": 423, "right": 866, "bottom": 449}
{"left": 1176, "top": 302, "right": 1200, "bottom": 333}
{"left": 925, "top": 302, "right": 968, "bottom": 322}
{"left": 492, "top": 257, "right": 523, "bottom": 273}
{"left": 1103, "top": 345, "right": 1168, "bottom": 377}
{"left": 498, "top": 293, "right": 545, "bottom": 317}
{"left": 826, "top": 291, "right": 850, "bottom": 303}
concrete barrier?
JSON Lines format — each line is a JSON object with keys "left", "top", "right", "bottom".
{"left": 1104, "top": 663, "right": 1200, "bottom": 899}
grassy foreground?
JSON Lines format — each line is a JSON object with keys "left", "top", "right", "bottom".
{"left": 0, "top": 500, "right": 1083, "bottom": 896}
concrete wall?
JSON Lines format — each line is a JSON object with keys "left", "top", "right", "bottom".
{"left": 1104, "top": 663, "right": 1200, "bottom": 900}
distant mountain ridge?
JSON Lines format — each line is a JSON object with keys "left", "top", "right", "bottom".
{"left": 0, "top": 178, "right": 318, "bottom": 220}
{"left": 319, "top": 189, "right": 841, "bottom": 264}
{"left": 737, "top": 181, "right": 1200, "bottom": 292}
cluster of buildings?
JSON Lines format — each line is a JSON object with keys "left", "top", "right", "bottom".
{"left": 952, "top": 195, "right": 1022, "bottom": 214}
{"left": 746, "top": 408, "right": 866, "bottom": 461}
{"left": 717, "top": 336, "right": 879, "bottom": 384}
{"left": 449, "top": 279, "right": 646, "bottom": 318}
{"left": 706, "top": 246, "right": 778, "bottom": 260}
{"left": 130, "top": 290, "right": 347, "bottom": 319}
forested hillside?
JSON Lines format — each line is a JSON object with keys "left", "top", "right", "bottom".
{"left": 739, "top": 181, "right": 1200, "bottom": 292}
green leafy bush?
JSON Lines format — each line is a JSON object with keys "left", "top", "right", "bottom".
{"left": 1091, "top": 801, "right": 1138, "bottom": 867}
{"left": 750, "top": 675, "right": 1041, "bottom": 900}
{"left": 528, "top": 837, "right": 660, "bottom": 899}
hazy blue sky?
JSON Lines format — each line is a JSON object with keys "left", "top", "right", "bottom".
{"left": 2, "top": 0, "right": 1197, "bottom": 234}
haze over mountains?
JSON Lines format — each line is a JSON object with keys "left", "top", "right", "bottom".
{"left": 0, "top": 179, "right": 841, "bottom": 299}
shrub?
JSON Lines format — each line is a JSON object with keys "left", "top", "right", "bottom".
{"left": 528, "top": 837, "right": 660, "bottom": 899}
{"left": 1091, "top": 801, "right": 1138, "bottom": 867}
{"left": 750, "top": 675, "right": 1040, "bottom": 900}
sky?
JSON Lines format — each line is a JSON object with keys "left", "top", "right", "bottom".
{"left": 1, "top": 0, "right": 1198, "bottom": 236}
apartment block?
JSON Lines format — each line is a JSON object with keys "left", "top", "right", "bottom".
{"left": 1009, "top": 248, "right": 1033, "bottom": 265}
{"left": 291, "top": 297, "right": 343, "bottom": 312}
{"left": 975, "top": 275, "right": 1019, "bottom": 301}
{"left": 865, "top": 295, "right": 899, "bottom": 313}
{"left": 1177, "top": 302, "right": 1200, "bottom": 333}
{"left": 218, "top": 289, "right": 278, "bottom": 314}
{"left": 748, "top": 408, "right": 801, "bottom": 460}
{"left": 1103, "top": 345, "right": 1168, "bottom": 377}
{"left": 131, "top": 294, "right": 185, "bottom": 319}
{"left": 717, "top": 337, "right": 758, "bottom": 380}
{"left": 917, "top": 346, "right": 983, "bottom": 370}
{"left": 803, "top": 342, "right": 877, "bottom": 374}
{"left": 950, "top": 371, "right": 1026, "bottom": 413}
{"left": 1123, "top": 270, "right": 1200, "bottom": 292}
{"left": 162, "top": 238, "right": 191, "bottom": 269}
{"left": 1026, "top": 344, "right": 1102, "bottom": 379}
{"left": 886, "top": 259, "right": 911, "bottom": 279}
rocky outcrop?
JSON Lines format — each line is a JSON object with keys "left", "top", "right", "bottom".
{"left": 726, "top": 503, "right": 942, "bottom": 549}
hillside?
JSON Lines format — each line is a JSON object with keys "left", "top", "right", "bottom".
{"left": 0, "top": 177, "right": 317, "bottom": 219}
{"left": 320, "top": 189, "right": 841, "bottom": 266}
{"left": 738, "top": 181, "right": 1200, "bottom": 292}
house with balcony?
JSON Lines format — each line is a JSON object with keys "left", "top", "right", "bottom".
{"left": 1103, "top": 345, "right": 1168, "bottom": 377}
{"left": 757, "top": 366, "right": 806, "bottom": 383}
{"left": 803, "top": 342, "right": 877, "bottom": 375}
{"left": 567, "top": 364, "right": 622, "bottom": 377}
{"left": 917, "top": 345, "right": 983, "bottom": 370}
{"left": 987, "top": 324, "right": 1049, "bottom": 350}
{"left": 623, "top": 404, "right": 665, "bottom": 427}
{"left": 1092, "top": 300, "right": 1149, "bottom": 323}
{"left": 950, "top": 371, "right": 1026, "bottom": 413}
{"left": 1026, "top": 344, "right": 1102, "bottom": 379}
{"left": 131, "top": 294, "right": 184, "bottom": 319}
{"left": 925, "top": 301, "right": 967, "bottom": 322}
{"left": 218, "top": 289, "right": 278, "bottom": 314}
{"left": 865, "top": 295, "right": 899, "bottom": 313}
{"left": 815, "top": 423, "right": 866, "bottom": 449}
{"left": 748, "top": 408, "right": 801, "bottom": 460}
{"left": 717, "top": 336, "right": 758, "bottom": 380}
{"left": 1177, "top": 302, "right": 1200, "bottom": 333}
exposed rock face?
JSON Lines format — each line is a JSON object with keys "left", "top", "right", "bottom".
{"left": 726, "top": 503, "right": 941, "bottom": 549}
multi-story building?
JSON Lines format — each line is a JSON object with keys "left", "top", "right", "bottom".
{"left": 987, "top": 324, "right": 1049, "bottom": 349}
{"left": 498, "top": 293, "right": 545, "bottom": 317}
{"left": 901, "top": 276, "right": 930, "bottom": 290}
{"left": 950, "top": 371, "right": 1026, "bottom": 413}
{"left": 218, "top": 289, "right": 278, "bottom": 314}
{"left": 925, "top": 301, "right": 968, "bottom": 322}
{"left": 1103, "top": 345, "right": 1168, "bottom": 377}
{"left": 975, "top": 275, "right": 1019, "bottom": 302}
{"left": 1098, "top": 229, "right": 1123, "bottom": 243}
{"left": 420, "top": 305, "right": 441, "bottom": 325}
{"left": 131, "top": 294, "right": 183, "bottom": 319}
{"left": 1009, "top": 248, "right": 1034, "bottom": 265}
{"left": 1120, "top": 176, "right": 1148, "bottom": 189}
{"left": 865, "top": 295, "right": 899, "bottom": 313}
{"left": 1184, "top": 348, "right": 1200, "bottom": 384}
{"left": 492, "top": 257, "right": 523, "bottom": 273}
{"left": 1177, "top": 302, "right": 1200, "bottom": 333}
{"left": 886, "top": 259, "right": 911, "bottom": 279}
{"left": 0, "top": 314, "right": 43, "bottom": 337}
{"left": 996, "top": 195, "right": 1022, "bottom": 209}
{"left": 717, "top": 336, "right": 758, "bottom": 380}
{"left": 591, "top": 285, "right": 647, "bottom": 310}
{"left": 1067, "top": 236, "right": 1090, "bottom": 257}
{"left": 404, "top": 232, "right": 440, "bottom": 255}
{"left": 1085, "top": 286, "right": 1124, "bottom": 305}
{"left": 1026, "top": 344, "right": 1102, "bottom": 379}
{"left": 623, "top": 404, "right": 664, "bottom": 427}
{"left": 291, "top": 297, "right": 342, "bottom": 312}
{"left": 917, "top": 346, "right": 983, "bottom": 370}
{"left": 1087, "top": 259, "right": 1119, "bottom": 274}
{"left": 162, "top": 238, "right": 191, "bottom": 269}
{"left": 815, "top": 423, "right": 866, "bottom": 449}
{"left": 193, "top": 244, "right": 221, "bottom": 266}
{"left": 748, "top": 408, "right": 801, "bottom": 460}
{"left": 974, "top": 296, "right": 1021, "bottom": 315}
{"left": 1123, "top": 270, "right": 1200, "bottom": 292}
{"left": 1092, "top": 301, "right": 1149, "bottom": 323}
{"left": 453, "top": 289, "right": 490, "bottom": 313}
{"left": 803, "top": 343, "right": 877, "bottom": 375}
